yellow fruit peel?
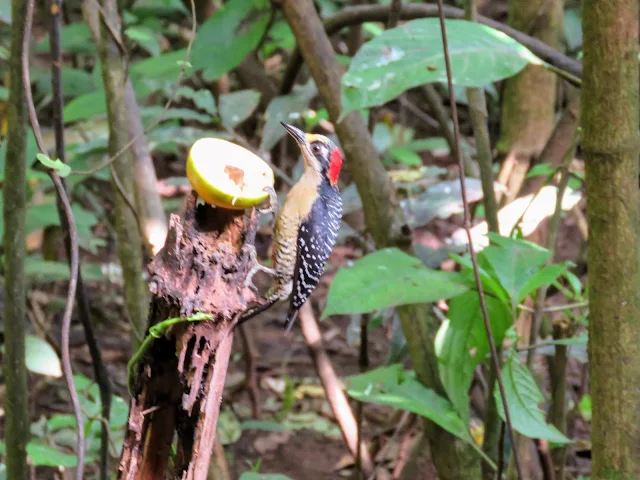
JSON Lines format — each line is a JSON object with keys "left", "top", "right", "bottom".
{"left": 187, "top": 137, "right": 275, "bottom": 210}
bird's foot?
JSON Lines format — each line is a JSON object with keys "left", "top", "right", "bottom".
{"left": 243, "top": 243, "right": 276, "bottom": 294}
{"left": 258, "top": 186, "right": 278, "bottom": 230}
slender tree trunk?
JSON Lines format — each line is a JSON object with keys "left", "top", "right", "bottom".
{"left": 498, "top": 0, "right": 563, "bottom": 204}
{"left": 84, "top": 0, "right": 149, "bottom": 344}
{"left": 582, "top": 0, "right": 640, "bottom": 477}
{"left": 280, "top": 1, "right": 482, "bottom": 478}
{"left": 3, "top": 0, "right": 30, "bottom": 478}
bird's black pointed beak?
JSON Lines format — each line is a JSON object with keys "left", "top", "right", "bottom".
{"left": 281, "top": 122, "right": 307, "bottom": 145}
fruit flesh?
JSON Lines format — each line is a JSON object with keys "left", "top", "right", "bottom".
{"left": 187, "top": 138, "right": 274, "bottom": 210}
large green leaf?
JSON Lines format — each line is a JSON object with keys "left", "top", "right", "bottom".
{"left": 322, "top": 248, "right": 469, "bottom": 319}
{"left": 36, "top": 22, "right": 95, "bottom": 55}
{"left": 190, "top": 0, "right": 271, "bottom": 80}
{"left": 347, "top": 365, "right": 472, "bottom": 441}
{"left": 346, "top": 364, "right": 491, "bottom": 465}
{"left": 219, "top": 90, "right": 261, "bottom": 129}
{"left": 496, "top": 352, "right": 572, "bottom": 444}
{"left": 27, "top": 443, "right": 79, "bottom": 467}
{"left": 436, "top": 291, "right": 511, "bottom": 421}
{"left": 480, "top": 233, "right": 551, "bottom": 308}
{"left": 260, "top": 81, "right": 317, "bottom": 151}
{"left": 340, "top": 19, "right": 541, "bottom": 118}
{"left": 25, "top": 335, "right": 62, "bottom": 377}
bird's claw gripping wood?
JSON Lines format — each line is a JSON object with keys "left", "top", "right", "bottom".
{"left": 243, "top": 243, "right": 276, "bottom": 293}
{"left": 258, "top": 185, "right": 278, "bottom": 218}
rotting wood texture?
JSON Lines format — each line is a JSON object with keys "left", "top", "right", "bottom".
{"left": 118, "top": 191, "right": 258, "bottom": 480}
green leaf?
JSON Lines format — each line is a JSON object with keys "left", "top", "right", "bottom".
{"left": 132, "top": 48, "right": 188, "bottom": 82}
{"left": 496, "top": 352, "right": 572, "bottom": 444}
{"left": 322, "top": 248, "right": 469, "bottom": 319}
{"left": 526, "top": 162, "right": 556, "bottom": 179}
{"left": 241, "top": 420, "right": 289, "bottom": 432}
{"left": 340, "top": 19, "right": 542, "bottom": 118}
{"left": 388, "top": 146, "right": 422, "bottom": 166}
{"left": 219, "top": 90, "right": 261, "bottom": 129}
{"left": 405, "top": 137, "right": 450, "bottom": 154}
{"left": 125, "top": 26, "right": 161, "bottom": 57}
{"left": 35, "top": 153, "right": 71, "bottom": 177}
{"left": 26, "top": 442, "right": 78, "bottom": 467}
{"left": 140, "top": 106, "right": 214, "bottom": 125}
{"left": 481, "top": 233, "right": 551, "bottom": 308}
{"left": 346, "top": 365, "right": 483, "bottom": 453}
{"left": 578, "top": 394, "right": 591, "bottom": 422}
{"left": 63, "top": 91, "right": 107, "bottom": 123}
{"left": 191, "top": 0, "right": 271, "bottom": 80}
{"left": 452, "top": 253, "right": 510, "bottom": 304}
{"left": 34, "top": 67, "right": 96, "bottom": 99}
{"left": 25, "top": 335, "right": 62, "bottom": 377}
{"left": 25, "top": 258, "right": 105, "bottom": 283}
{"left": 260, "top": 81, "right": 317, "bottom": 151}
{"left": 239, "top": 474, "right": 294, "bottom": 480}
{"left": 131, "top": 0, "right": 189, "bottom": 16}
{"left": 36, "top": 22, "right": 95, "bottom": 55}
{"left": 436, "top": 291, "right": 511, "bottom": 421}
{"left": 542, "top": 330, "right": 588, "bottom": 347}
{"left": 217, "top": 407, "right": 242, "bottom": 445}
{"left": 517, "top": 263, "right": 568, "bottom": 303}
{"left": 174, "top": 86, "right": 217, "bottom": 116}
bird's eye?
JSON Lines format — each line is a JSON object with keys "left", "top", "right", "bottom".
{"left": 311, "top": 143, "right": 321, "bottom": 154}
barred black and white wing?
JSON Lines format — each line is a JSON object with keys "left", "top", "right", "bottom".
{"left": 285, "top": 188, "right": 342, "bottom": 330}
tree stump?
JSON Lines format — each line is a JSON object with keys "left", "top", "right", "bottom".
{"left": 118, "top": 192, "right": 258, "bottom": 479}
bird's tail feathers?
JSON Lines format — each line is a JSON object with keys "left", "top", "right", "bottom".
{"left": 284, "top": 306, "right": 300, "bottom": 332}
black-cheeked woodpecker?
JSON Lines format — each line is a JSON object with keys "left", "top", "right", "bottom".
{"left": 240, "top": 123, "right": 344, "bottom": 331}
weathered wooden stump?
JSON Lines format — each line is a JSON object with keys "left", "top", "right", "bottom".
{"left": 118, "top": 191, "right": 258, "bottom": 480}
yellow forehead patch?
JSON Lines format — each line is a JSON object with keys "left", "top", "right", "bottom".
{"left": 305, "top": 133, "right": 320, "bottom": 144}
{"left": 305, "top": 133, "right": 331, "bottom": 145}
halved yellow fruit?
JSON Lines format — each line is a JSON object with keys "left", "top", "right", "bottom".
{"left": 186, "top": 137, "right": 275, "bottom": 210}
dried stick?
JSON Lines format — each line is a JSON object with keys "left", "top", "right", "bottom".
{"left": 49, "top": 1, "right": 112, "bottom": 477}
{"left": 463, "top": 1, "right": 502, "bottom": 474}
{"left": 298, "top": 303, "right": 374, "bottom": 476}
{"left": 23, "top": 0, "right": 84, "bottom": 476}
{"left": 354, "top": 312, "right": 370, "bottom": 480}
{"left": 434, "top": 1, "right": 523, "bottom": 478}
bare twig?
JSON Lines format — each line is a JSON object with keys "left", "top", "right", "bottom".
{"left": 238, "top": 324, "right": 261, "bottom": 418}
{"left": 527, "top": 130, "right": 579, "bottom": 366}
{"left": 23, "top": 2, "right": 84, "bottom": 477}
{"left": 463, "top": 2, "right": 501, "bottom": 472}
{"left": 422, "top": 84, "right": 478, "bottom": 177}
{"left": 355, "top": 313, "right": 370, "bottom": 480}
{"left": 387, "top": 0, "right": 402, "bottom": 28}
{"left": 71, "top": 0, "right": 197, "bottom": 176}
{"left": 49, "top": 1, "right": 112, "bottom": 477}
{"left": 434, "top": 2, "right": 522, "bottom": 478}
{"left": 298, "top": 303, "right": 374, "bottom": 476}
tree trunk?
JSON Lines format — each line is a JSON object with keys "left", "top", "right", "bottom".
{"left": 582, "top": 0, "right": 640, "bottom": 477}
{"left": 498, "top": 0, "right": 563, "bottom": 204}
{"left": 118, "top": 193, "right": 258, "bottom": 479}
{"left": 84, "top": 0, "right": 149, "bottom": 345}
{"left": 280, "top": 1, "right": 482, "bottom": 478}
{"left": 3, "top": 0, "right": 30, "bottom": 478}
